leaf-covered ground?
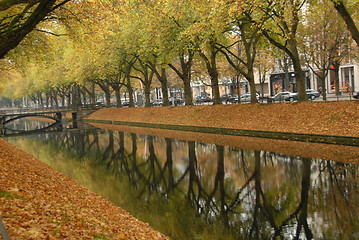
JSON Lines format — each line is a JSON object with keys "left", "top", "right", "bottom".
{"left": 0, "top": 139, "right": 169, "bottom": 240}
{"left": 88, "top": 101, "right": 359, "bottom": 137}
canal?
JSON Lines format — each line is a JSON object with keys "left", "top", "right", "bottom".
{"left": 4, "top": 119, "right": 359, "bottom": 239}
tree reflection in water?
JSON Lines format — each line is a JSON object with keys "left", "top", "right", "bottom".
{"left": 7, "top": 129, "right": 359, "bottom": 240}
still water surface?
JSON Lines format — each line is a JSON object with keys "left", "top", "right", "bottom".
{"left": 4, "top": 119, "right": 359, "bottom": 240}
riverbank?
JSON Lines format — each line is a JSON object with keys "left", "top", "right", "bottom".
{"left": 85, "top": 101, "right": 359, "bottom": 164}
{"left": 0, "top": 138, "right": 169, "bottom": 239}
{"left": 87, "top": 101, "right": 359, "bottom": 137}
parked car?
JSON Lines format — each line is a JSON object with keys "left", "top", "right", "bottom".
{"left": 288, "top": 89, "right": 321, "bottom": 101}
{"left": 238, "top": 93, "right": 260, "bottom": 103}
{"left": 225, "top": 94, "right": 238, "bottom": 103}
{"left": 268, "top": 91, "right": 294, "bottom": 102}
{"left": 196, "top": 96, "right": 212, "bottom": 103}
{"left": 121, "top": 101, "right": 130, "bottom": 107}
{"left": 306, "top": 89, "right": 321, "bottom": 99}
{"left": 353, "top": 91, "right": 359, "bottom": 99}
{"left": 169, "top": 97, "right": 183, "bottom": 105}
{"left": 221, "top": 94, "right": 232, "bottom": 101}
{"left": 151, "top": 99, "right": 163, "bottom": 106}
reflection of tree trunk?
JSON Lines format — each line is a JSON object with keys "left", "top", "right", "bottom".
{"left": 250, "top": 150, "right": 261, "bottom": 239}
{"left": 131, "top": 133, "right": 137, "bottom": 164}
{"left": 74, "top": 132, "right": 86, "bottom": 159}
{"left": 216, "top": 145, "right": 229, "bottom": 228}
{"left": 148, "top": 136, "right": 157, "bottom": 188}
{"left": 295, "top": 158, "right": 313, "bottom": 240}
{"left": 119, "top": 132, "right": 124, "bottom": 154}
{"left": 101, "top": 131, "right": 114, "bottom": 169}
{"left": 116, "top": 131, "right": 127, "bottom": 174}
{"left": 187, "top": 141, "right": 197, "bottom": 200}
{"left": 165, "top": 138, "right": 174, "bottom": 190}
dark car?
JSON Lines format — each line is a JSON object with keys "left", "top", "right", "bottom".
{"left": 353, "top": 91, "right": 359, "bottom": 99}
{"left": 121, "top": 101, "right": 130, "bottom": 107}
{"left": 196, "top": 96, "right": 212, "bottom": 103}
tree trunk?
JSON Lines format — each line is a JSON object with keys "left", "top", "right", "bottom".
{"left": 199, "top": 47, "right": 221, "bottom": 105}
{"left": 114, "top": 88, "right": 122, "bottom": 107}
{"left": 104, "top": 90, "right": 111, "bottom": 108}
{"left": 61, "top": 95, "right": 66, "bottom": 107}
{"left": 183, "top": 78, "right": 193, "bottom": 106}
{"left": 209, "top": 68, "right": 221, "bottom": 105}
{"left": 67, "top": 88, "right": 72, "bottom": 107}
{"left": 126, "top": 77, "right": 135, "bottom": 107}
{"left": 144, "top": 84, "right": 151, "bottom": 107}
{"left": 159, "top": 68, "right": 170, "bottom": 106}
{"left": 293, "top": 59, "right": 307, "bottom": 102}
{"left": 248, "top": 69, "right": 259, "bottom": 104}
{"left": 81, "top": 90, "right": 87, "bottom": 105}
{"left": 168, "top": 50, "right": 194, "bottom": 106}
{"left": 321, "top": 69, "right": 327, "bottom": 101}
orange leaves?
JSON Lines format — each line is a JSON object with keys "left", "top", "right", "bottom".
{"left": 0, "top": 138, "right": 169, "bottom": 240}
{"left": 88, "top": 101, "right": 359, "bottom": 138}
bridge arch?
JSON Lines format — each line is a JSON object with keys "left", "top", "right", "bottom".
{"left": 3, "top": 114, "right": 60, "bottom": 125}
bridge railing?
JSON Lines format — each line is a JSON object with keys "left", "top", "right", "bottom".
{"left": 0, "top": 104, "right": 102, "bottom": 115}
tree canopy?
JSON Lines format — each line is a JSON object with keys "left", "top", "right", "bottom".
{"left": 0, "top": 0, "right": 358, "bottom": 106}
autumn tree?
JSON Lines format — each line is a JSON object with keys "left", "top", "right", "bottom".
{"left": 245, "top": 0, "right": 308, "bottom": 101}
{"left": 330, "top": 0, "right": 359, "bottom": 46}
{"left": 177, "top": 0, "right": 231, "bottom": 105}
{"left": 0, "top": 0, "right": 73, "bottom": 59}
{"left": 216, "top": 1, "right": 263, "bottom": 104}
{"left": 255, "top": 47, "right": 276, "bottom": 99}
{"left": 301, "top": 0, "right": 352, "bottom": 100}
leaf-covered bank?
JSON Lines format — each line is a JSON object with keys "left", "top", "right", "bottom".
{"left": 87, "top": 101, "right": 359, "bottom": 137}
{"left": 0, "top": 138, "right": 169, "bottom": 240}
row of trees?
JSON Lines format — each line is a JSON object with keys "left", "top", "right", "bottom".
{"left": 0, "top": 0, "right": 358, "bottom": 107}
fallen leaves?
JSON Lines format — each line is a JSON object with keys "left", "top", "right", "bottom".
{"left": 87, "top": 101, "right": 359, "bottom": 137}
{"left": 0, "top": 139, "right": 169, "bottom": 240}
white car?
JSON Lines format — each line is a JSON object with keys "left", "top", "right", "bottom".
{"left": 239, "top": 93, "right": 260, "bottom": 102}
{"left": 268, "top": 91, "right": 295, "bottom": 102}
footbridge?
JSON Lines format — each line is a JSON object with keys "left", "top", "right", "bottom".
{"left": 1, "top": 111, "right": 64, "bottom": 125}
{"left": 0, "top": 105, "right": 100, "bottom": 129}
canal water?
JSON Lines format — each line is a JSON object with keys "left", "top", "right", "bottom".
{"left": 4, "top": 119, "right": 359, "bottom": 240}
